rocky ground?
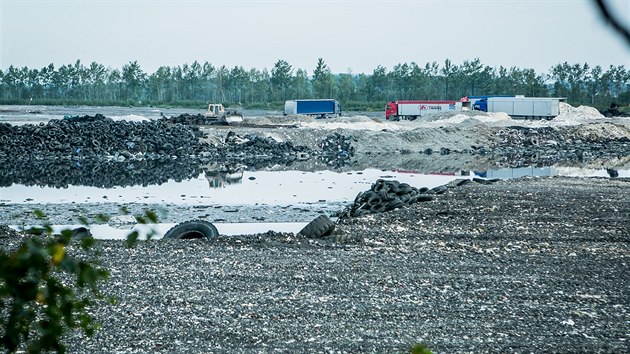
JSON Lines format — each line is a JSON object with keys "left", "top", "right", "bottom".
{"left": 1, "top": 176, "right": 629, "bottom": 353}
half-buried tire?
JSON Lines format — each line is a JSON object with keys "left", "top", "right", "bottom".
{"left": 298, "top": 215, "right": 335, "bottom": 238}
{"left": 163, "top": 220, "right": 219, "bottom": 240}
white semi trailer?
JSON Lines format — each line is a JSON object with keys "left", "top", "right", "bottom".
{"left": 474, "top": 97, "right": 562, "bottom": 119}
{"left": 385, "top": 100, "right": 463, "bottom": 120}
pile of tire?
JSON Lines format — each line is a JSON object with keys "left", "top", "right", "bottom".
{"left": 318, "top": 132, "right": 355, "bottom": 158}
{"left": 0, "top": 115, "right": 208, "bottom": 161}
{"left": 219, "top": 132, "right": 312, "bottom": 168}
{"left": 340, "top": 179, "right": 436, "bottom": 218}
{"left": 162, "top": 113, "right": 226, "bottom": 126}
{"left": 317, "top": 133, "right": 356, "bottom": 168}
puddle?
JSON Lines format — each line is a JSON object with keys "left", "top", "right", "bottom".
{"left": 1, "top": 167, "right": 627, "bottom": 206}
{"left": 0, "top": 169, "right": 469, "bottom": 205}
{"left": 10, "top": 222, "right": 308, "bottom": 240}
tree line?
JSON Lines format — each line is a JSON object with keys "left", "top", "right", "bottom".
{"left": 0, "top": 58, "right": 628, "bottom": 110}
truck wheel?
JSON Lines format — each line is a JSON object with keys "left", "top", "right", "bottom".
{"left": 163, "top": 220, "right": 219, "bottom": 239}
{"left": 298, "top": 215, "right": 335, "bottom": 238}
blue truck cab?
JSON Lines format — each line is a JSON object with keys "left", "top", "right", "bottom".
{"left": 470, "top": 95, "right": 514, "bottom": 112}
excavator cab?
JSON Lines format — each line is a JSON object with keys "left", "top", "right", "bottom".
{"left": 205, "top": 104, "right": 226, "bottom": 118}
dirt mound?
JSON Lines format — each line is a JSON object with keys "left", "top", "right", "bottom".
{"left": 554, "top": 102, "right": 606, "bottom": 124}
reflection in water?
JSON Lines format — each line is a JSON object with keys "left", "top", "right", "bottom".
{"left": 0, "top": 157, "right": 203, "bottom": 188}
{"left": 2, "top": 166, "right": 628, "bottom": 207}
{"left": 203, "top": 163, "right": 245, "bottom": 188}
{"left": 205, "top": 170, "right": 244, "bottom": 188}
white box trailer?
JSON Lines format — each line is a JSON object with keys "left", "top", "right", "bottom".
{"left": 486, "top": 97, "right": 561, "bottom": 119}
{"left": 386, "top": 100, "right": 462, "bottom": 120}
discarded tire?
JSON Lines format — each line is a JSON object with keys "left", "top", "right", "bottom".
{"left": 338, "top": 178, "right": 439, "bottom": 219}
{"left": 431, "top": 185, "right": 448, "bottom": 195}
{"left": 298, "top": 215, "right": 335, "bottom": 238}
{"left": 163, "top": 220, "right": 219, "bottom": 239}
{"left": 385, "top": 198, "right": 404, "bottom": 211}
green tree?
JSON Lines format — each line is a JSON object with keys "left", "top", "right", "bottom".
{"left": 440, "top": 59, "right": 459, "bottom": 100}
{"left": 106, "top": 69, "right": 123, "bottom": 101}
{"left": 147, "top": 66, "right": 171, "bottom": 102}
{"left": 85, "top": 62, "right": 107, "bottom": 101}
{"left": 250, "top": 68, "right": 272, "bottom": 104}
{"left": 38, "top": 64, "right": 55, "bottom": 99}
{"left": 587, "top": 65, "right": 604, "bottom": 105}
{"left": 0, "top": 226, "right": 109, "bottom": 352}
{"left": 227, "top": 66, "right": 249, "bottom": 104}
{"left": 0, "top": 69, "right": 4, "bottom": 99}
{"left": 602, "top": 65, "right": 628, "bottom": 99}
{"left": 312, "top": 58, "right": 334, "bottom": 98}
{"left": 550, "top": 62, "right": 591, "bottom": 103}
{"left": 390, "top": 63, "right": 411, "bottom": 99}
{"left": 460, "top": 58, "right": 495, "bottom": 97}
{"left": 422, "top": 61, "right": 441, "bottom": 99}
{"left": 181, "top": 61, "right": 202, "bottom": 101}
{"left": 364, "top": 65, "right": 389, "bottom": 102}
{"left": 292, "top": 68, "right": 310, "bottom": 99}
{"left": 2, "top": 66, "right": 26, "bottom": 100}
{"left": 271, "top": 59, "right": 293, "bottom": 101}
{"left": 200, "top": 62, "right": 216, "bottom": 102}
{"left": 1, "top": 210, "right": 158, "bottom": 353}
{"left": 337, "top": 70, "right": 357, "bottom": 103}
{"left": 121, "top": 61, "right": 147, "bottom": 101}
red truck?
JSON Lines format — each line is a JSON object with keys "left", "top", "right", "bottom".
{"left": 385, "top": 100, "right": 463, "bottom": 120}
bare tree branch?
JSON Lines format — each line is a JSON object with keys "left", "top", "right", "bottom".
{"left": 593, "top": 0, "right": 630, "bottom": 47}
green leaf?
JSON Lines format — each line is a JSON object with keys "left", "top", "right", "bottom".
{"left": 95, "top": 214, "right": 110, "bottom": 223}
{"left": 126, "top": 230, "right": 139, "bottom": 247}
{"left": 33, "top": 209, "right": 47, "bottom": 219}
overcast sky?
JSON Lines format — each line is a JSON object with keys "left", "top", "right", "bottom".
{"left": 1, "top": 0, "right": 628, "bottom": 76}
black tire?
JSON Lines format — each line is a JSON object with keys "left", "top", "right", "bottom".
{"left": 399, "top": 193, "right": 412, "bottom": 204}
{"left": 415, "top": 194, "right": 435, "bottom": 202}
{"left": 418, "top": 187, "right": 430, "bottom": 194}
{"left": 372, "top": 179, "right": 388, "bottom": 192}
{"left": 384, "top": 198, "right": 404, "bottom": 211}
{"left": 367, "top": 195, "right": 382, "bottom": 207}
{"left": 395, "top": 183, "right": 413, "bottom": 195}
{"left": 455, "top": 178, "right": 472, "bottom": 186}
{"left": 320, "top": 232, "right": 363, "bottom": 244}
{"left": 163, "top": 220, "right": 219, "bottom": 239}
{"left": 298, "top": 215, "right": 335, "bottom": 238}
{"left": 474, "top": 177, "right": 502, "bottom": 185}
{"left": 371, "top": 202, "right": 388, "bottom": 213}
{"left": 430, "top": 185, "right": 448, "bottom": 195}
{"left": 72, "top": 227, "right": 92, "bottom": 238}
{"left": 379, "top": 188, "right": 394, "bottom": 201}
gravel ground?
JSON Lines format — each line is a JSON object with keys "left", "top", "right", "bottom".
{"left": 2, "top": 176, "right": 629, "bottom": 353}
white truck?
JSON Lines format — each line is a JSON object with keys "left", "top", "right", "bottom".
{"left": 473, "top": 97, "right": 562, "bottom": 119}
{"left": 385, "top": 100, "right": 463, "bottom": 120}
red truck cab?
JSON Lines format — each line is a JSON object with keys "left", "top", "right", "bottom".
{"left": 385, "top": 102, "right": 398, "bottom": 120}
